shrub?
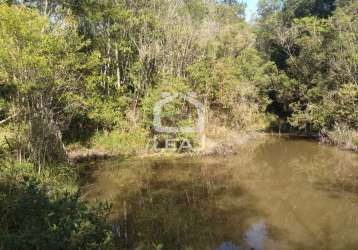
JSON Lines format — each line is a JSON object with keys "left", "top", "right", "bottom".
{"left": 0, "top": 161, "right": 114, "bottom": 250}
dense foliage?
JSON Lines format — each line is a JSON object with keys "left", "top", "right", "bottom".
{"left": 257, "top": 0, "right": 358, "bottom": 139}
{"left": 0, "top": 162, "right": 113, "bottom": 250}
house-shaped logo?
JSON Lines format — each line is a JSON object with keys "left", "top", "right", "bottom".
{"left": 153, "top": 92, "right": 205, "bottom": 133}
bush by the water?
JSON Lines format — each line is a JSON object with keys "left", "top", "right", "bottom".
{"left": 0, "top": 162, "right": 114, "bottom": 250}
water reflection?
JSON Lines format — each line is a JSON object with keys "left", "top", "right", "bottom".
{"left": 245, "top": 220, "right": 267, "bottom": 250}
{"left": 81, "top": 135, "right": 358, "bottom": 249}
{"left": 218, "top": 220, "right": 267, "bottom": 250}
{"left": 218, "top": 241, "right": 240, "bottom": 250}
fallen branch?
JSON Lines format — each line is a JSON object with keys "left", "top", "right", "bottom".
{"left": 0, "top": 112, "right": 19, "bottom": 125}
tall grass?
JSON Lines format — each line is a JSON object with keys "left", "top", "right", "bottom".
{"left": 322, "top": 125, "right": 358, "bottom": 152}
{"left": 90, "top": 128, "right": 148, "bottom": 156}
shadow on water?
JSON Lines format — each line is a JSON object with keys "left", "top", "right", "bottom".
{"left": 110, "top": 160, "right": 266, "bottom": 249}
{"left": 78, "top": 155, "right": 129, "bottom": 189}
{"left": 81, "top": 136, "right": 358, "bottom": 250}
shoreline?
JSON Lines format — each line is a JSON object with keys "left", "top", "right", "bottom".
{"left": 68, "top": 131, "right": 358, "bottom": 164}
{"left": 68, "top": 131, "right": 263, "bottom": 163}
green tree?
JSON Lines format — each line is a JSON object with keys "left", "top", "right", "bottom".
{"left": 0, "top": 4, "right": 96, "bottom": 166}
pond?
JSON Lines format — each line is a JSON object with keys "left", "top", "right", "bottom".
{"left": 80, "top": 135, "right": 358, "bottom": 250}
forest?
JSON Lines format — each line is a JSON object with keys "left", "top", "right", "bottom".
{"left": 0, "top": 0, "right": 357, "bottom": 249}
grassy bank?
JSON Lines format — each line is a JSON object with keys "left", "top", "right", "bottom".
{"left": 321, "top": 127, "right": 358, "bottom": 152}
{"left": 66, "top": 125, "right": 358, "bottom": 163}
{"left": 67, "top": 128, "right": 266, "bottom": 163}
{"left": 67, "top": 128, "right": 148, "bottom": 162}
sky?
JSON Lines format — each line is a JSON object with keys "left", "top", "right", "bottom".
{"left": 244, "top": 0, "right": 259, "bottom": 21}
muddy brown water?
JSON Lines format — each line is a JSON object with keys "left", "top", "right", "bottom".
{"left": 81, "top": 135, "right": 358, "bottom": 250}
